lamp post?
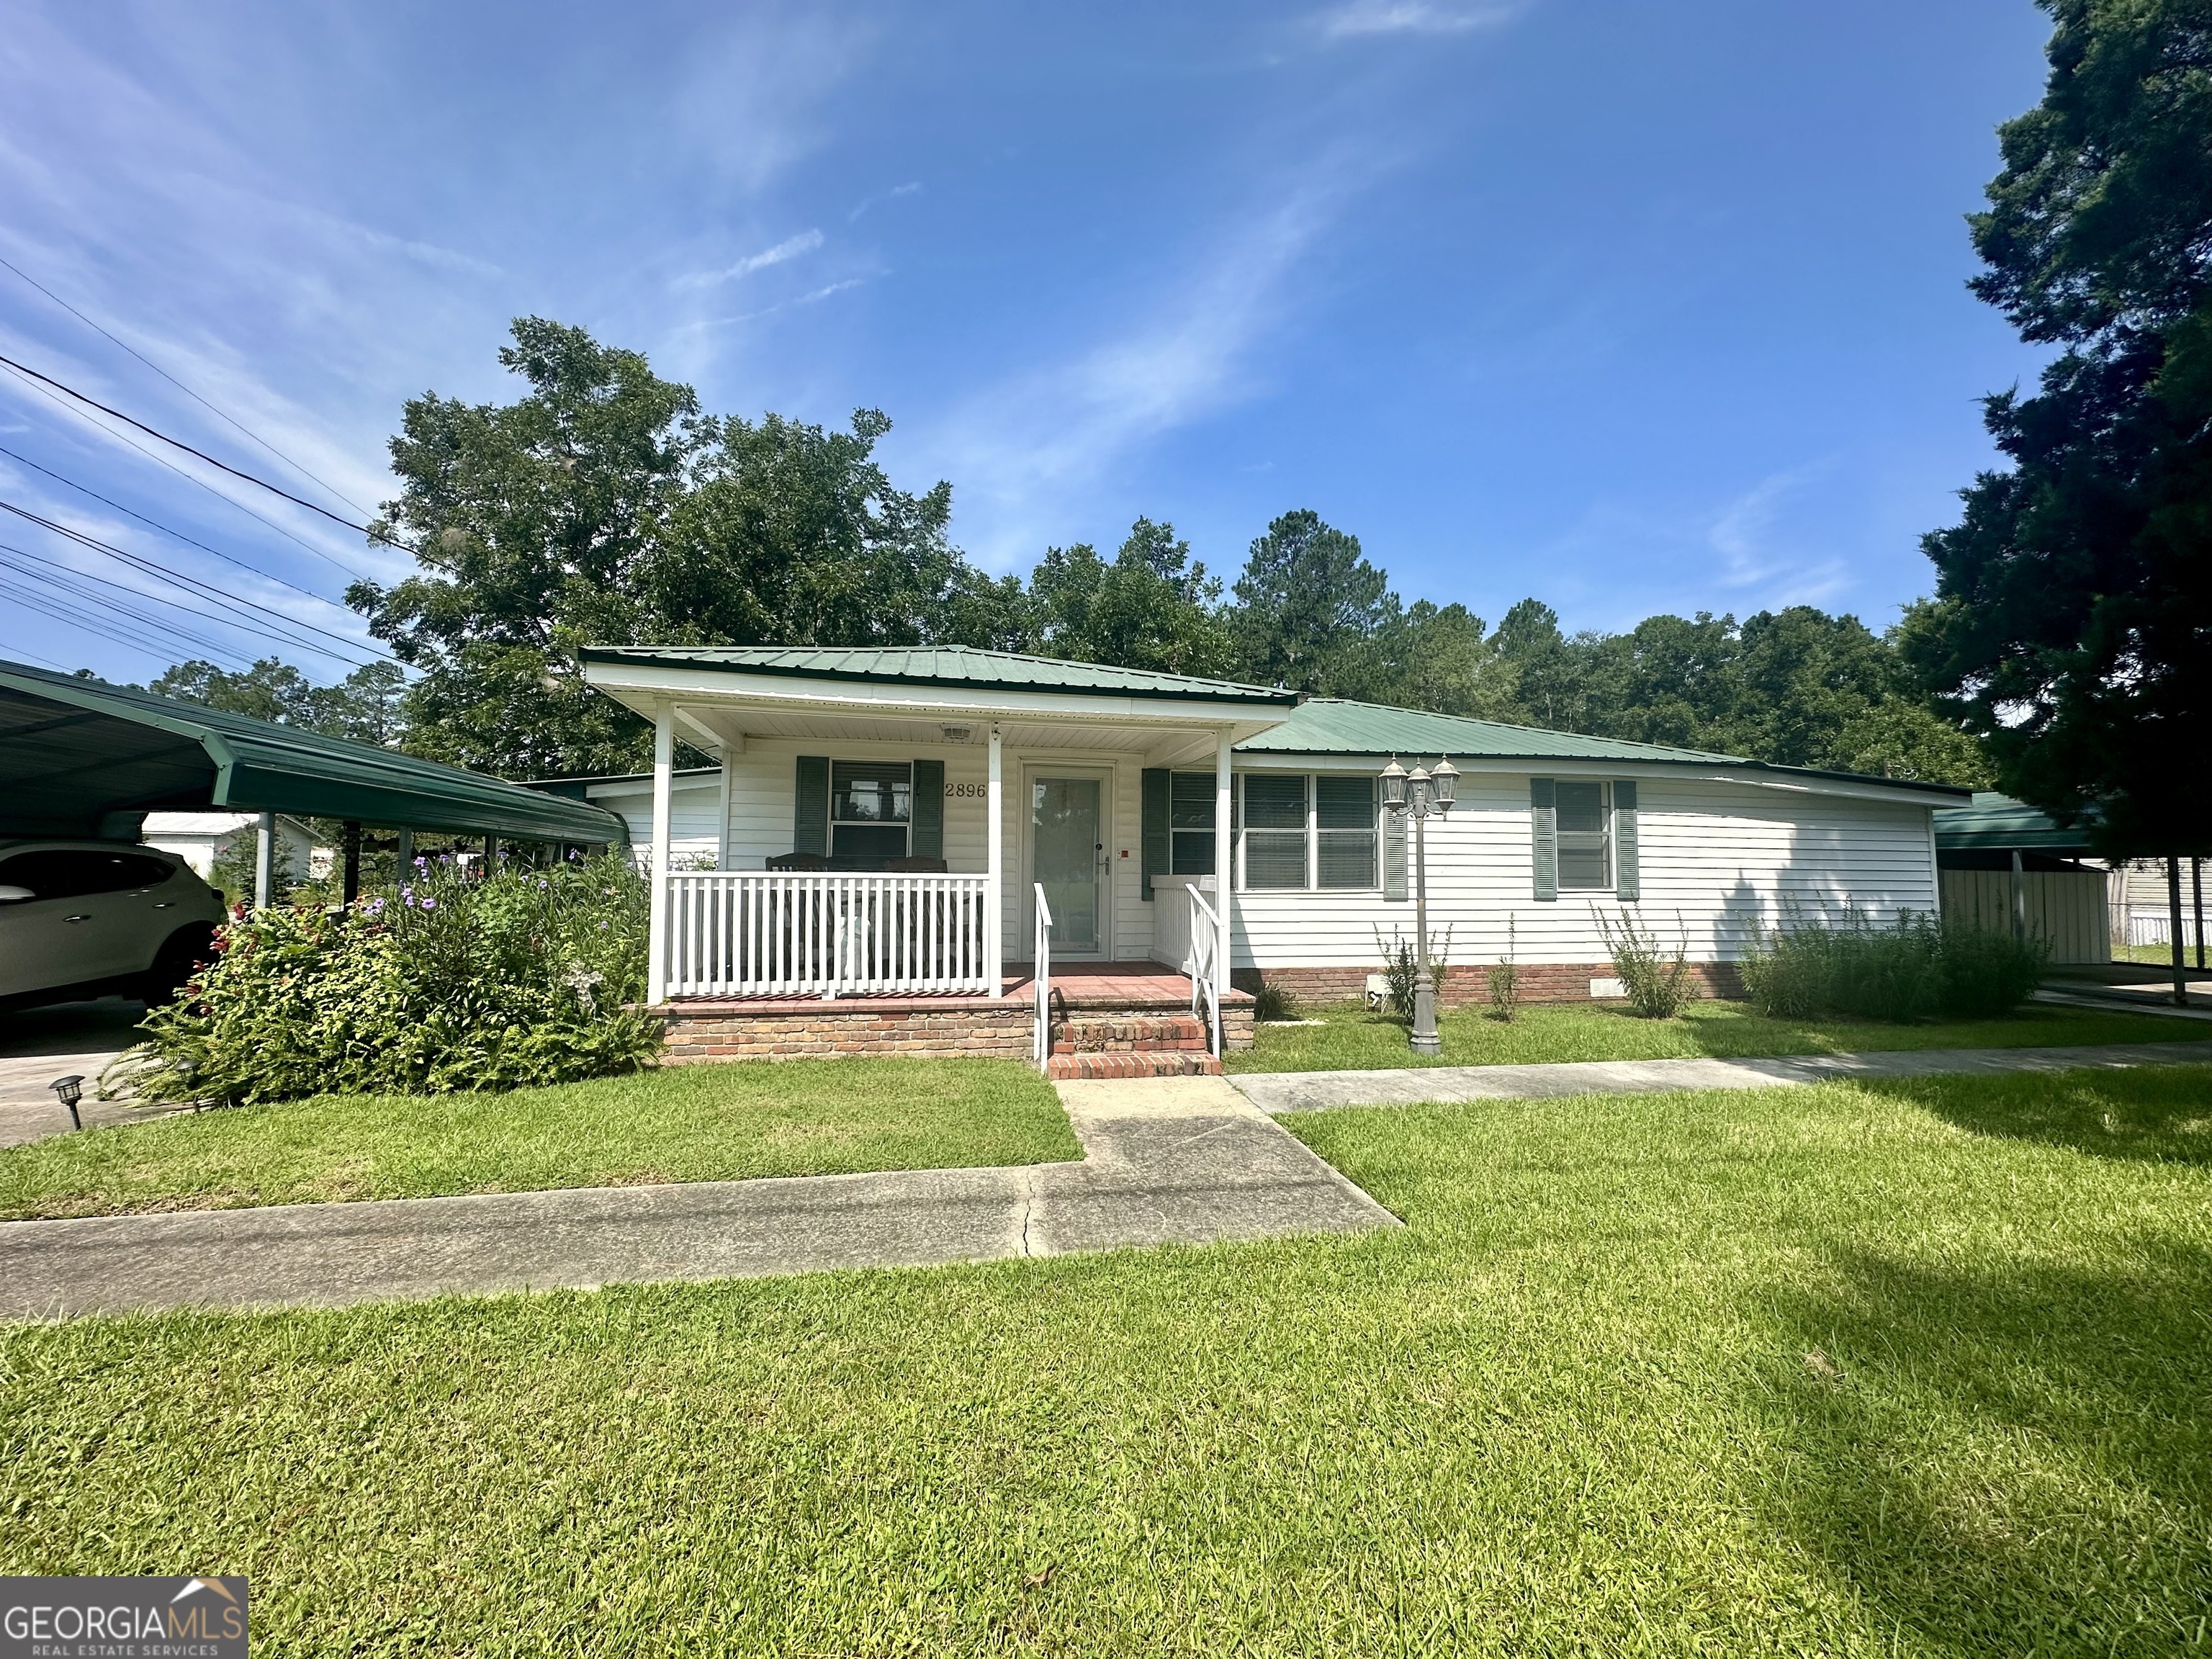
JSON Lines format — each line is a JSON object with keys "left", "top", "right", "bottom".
{"left": 50, "top": 1074, "right": 84, "bottom": 1132}
{"left": 1382, "top": 755, "right": 1457, "bottom": 1055}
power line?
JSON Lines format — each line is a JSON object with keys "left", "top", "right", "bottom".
{"left": 0, "top": 497, "right": 396, "bottom": 666}
{"left": 0, "top": 441, "right": 359, "bottom": 614}
{"left": 0, "top": 253, "right": 377, "bottom": 517}
{"left": 0, "top": 364, "right": 372, "bottom": 582}
{"left": 0, "top": 631, "right": 78, "bottom": 673}
{"left": 0, "top": 541, "right": 369, "bottom": 668}
{"left": 0, "top": 351, "right": 396, "bottom": 544}
{"left": 2, "top": 583, "right": 251, "bottom": 672}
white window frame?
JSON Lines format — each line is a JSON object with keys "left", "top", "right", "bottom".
{"left": 1232, "top": 770, "right": 1382, "bottom": 894}
{"left": 1555, "top": 778, "right": 1614, "bottom": 892}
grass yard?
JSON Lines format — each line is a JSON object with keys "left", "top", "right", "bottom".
{"left": 0, "top": 1058, "right": 1079, "bottom": 1220}
{"left": 6, "top": 1063, "right": 2211, "bottom": 1654}
{"left": 1228, "top": 994, "right": 2211, "bottom": 1071}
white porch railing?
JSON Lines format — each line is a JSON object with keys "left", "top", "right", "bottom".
{"left": 1187, "top": 883, "right": 1224, "bottom": 1056}
{"left": 1032, "top": 882, "right": 1054, "bottom": 1066}
{"left": 665, "top": 871, "right": 992, "bottom": 998}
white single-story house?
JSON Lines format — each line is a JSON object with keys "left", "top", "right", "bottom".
{"left": 565, "top": 646, "right": 1971, "bottom": 1074}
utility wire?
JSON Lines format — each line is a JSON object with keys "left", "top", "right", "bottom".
{"left": 0, "top": 497, "right": 395, "bottom": 665}
{"left": 2, "top": 559, "right": 270, "bottom": 669}
{"left": 0, "top": 351, "right": 397, "bottom": 545}
{"left": 0, "top": 364, "right": 373, "bottom": 582}
{"left": 0, "top": 441, "right": 359, "bottom": 614}
{"left": 0, "top": 541, "right": 369, "bottom": 668}
{"left": 0, "top": 630, "right": 78, "bottom": 673}
{"left": 2, "top": 584, "right": 251, "bottom": 672}
{"left": 0, "top": 253, "right": 376, "bottom": 517}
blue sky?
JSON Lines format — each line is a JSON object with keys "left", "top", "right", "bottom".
{"left": 0, "top": 0, "right": 2054, "bottom": 688}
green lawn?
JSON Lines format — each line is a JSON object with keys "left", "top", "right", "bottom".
{"left": 6, "top": 1064, "right": 2211, "bottom": 1654}
{"left": 0, "top": 1058, "right": 1078, "bottom": 1220}
{"left": 1228, "top": 995, "right": 2211, "bottom": 1071}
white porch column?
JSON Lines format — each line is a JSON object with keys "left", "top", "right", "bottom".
{"left": 253, "top": 811, "right": 274, "bottom": 910}
{"left": 1215, "top": 727, "right": 1233, "bottom": 1017}
{"left": 986, "top": 723, "right": 1004, "bottom": 996}
{"left": 647, "top": 701, "right": 674, "bottom": 1005}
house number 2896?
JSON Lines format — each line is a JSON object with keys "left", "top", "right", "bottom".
{"left": 945, "top": 781, "right": 989, "bottom": 798}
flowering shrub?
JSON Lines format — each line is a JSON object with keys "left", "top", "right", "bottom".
{"left": 119, "top": 853, "right": 659, "bottom": 1104}
{"left": 1737, "top": 907, "right": 2048, "bottom": 1022}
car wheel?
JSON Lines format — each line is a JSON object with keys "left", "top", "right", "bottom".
{"left": 143, "top": 924, "right": 218, "bottom": 1004}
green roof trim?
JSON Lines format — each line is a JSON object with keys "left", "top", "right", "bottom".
{"left": 0, "top": 660, "right": 628, "bottom": 844}
{"left": 1236, "top": 699, "right": 1974, "bottom": 797}
{"left": 1933, "top": 791, "right": 2099, "bottom": 852}
{"left": 580, "top": 644, "right": 1300, "bottom": 706}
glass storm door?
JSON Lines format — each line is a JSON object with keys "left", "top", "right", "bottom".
{"left": 1032, "top": 776, "right": 1103, "bottom": 953}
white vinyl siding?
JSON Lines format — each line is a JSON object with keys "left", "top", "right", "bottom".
{"left": 1227, "top": 766, "right": 1941, "bottom": 970}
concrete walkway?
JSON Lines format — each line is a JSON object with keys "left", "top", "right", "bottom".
{"left": 0, "top": 1076, "right": 1397, "bottom": 1319}
{"left": 0, "top": 999, "right": 151, "bottom": 1148}
{"left": 1228, "top": 1040, "right": 2212, "bottom": 1114}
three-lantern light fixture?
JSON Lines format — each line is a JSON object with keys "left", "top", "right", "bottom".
{"left": 1381, "top": 755, "right": 1457, "bottom": 814}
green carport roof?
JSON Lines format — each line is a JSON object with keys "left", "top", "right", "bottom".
{"left": 1933, "top": 791, "right": 2099, "bottom": 853}
{"left": 0, "top": 659, "right": 627, "bottom": 844}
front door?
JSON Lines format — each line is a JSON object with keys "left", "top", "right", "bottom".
{"left": 1030, "top": 773, "right": 1107, "bottom": 958}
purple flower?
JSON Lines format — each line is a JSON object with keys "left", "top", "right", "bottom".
{"left": 421, "top": 897, "right": 436, "bottom": 909}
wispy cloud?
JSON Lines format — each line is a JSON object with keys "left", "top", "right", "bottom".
{"left": 675, "top": 229, "right": 825, "bottom": 290}
{"left": 1707, "top": 463, "right": 1845, "bottom": 604}
{"left": 907, "top": 151, "right": 1380, "bottom": 567}
{"left": 1316, "top": 1, "right": 1524, "bottom": 40}
{"left": 850, "top": 181, "right": 922, "bottom": 222}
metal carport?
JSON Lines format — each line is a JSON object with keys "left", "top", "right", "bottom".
{"left": 1, "top": 660, "right": 626, "bottom": 901}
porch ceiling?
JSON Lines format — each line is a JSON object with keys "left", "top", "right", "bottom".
{"left": 668, "top": 702, "right": 1224, "bottom": 765}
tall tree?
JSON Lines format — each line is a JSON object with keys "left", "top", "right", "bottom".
{"left": 1231, "top": 509, "right": 1399, "bottom": 696}
{"left": 1910, "top": 0, "right": 2212, "bottom": 852}
{"left": 1028, "top": 518, "right": 1235, "bottom": 676}
{"left": 152, "top": 657, "right": 408, "bottom": 745}
{"left": 351, "top": 320, "right": 1009, "bottom": 776}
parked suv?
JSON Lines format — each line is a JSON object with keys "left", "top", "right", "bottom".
{"left": 0, "top": 840, "right": 228, "bottom": 1010}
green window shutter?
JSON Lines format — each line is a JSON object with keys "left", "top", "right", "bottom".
{"left": 1382, "top": 804, "right": 1408, "bottom": 901}
{"left": 1614, "top": 779, "right": 1639, "bottom": 901}
{"left": 1141, "top": 768, "right": 1170, "bottom": 901}
{"left": 1530, "top": 778, "right": 1558, "bottom": 902}
{"left": 912, "top": 758, "right": 945, "bottom": 858}
{"left": 793, "top": 756, "right": 830, "bottom": 856}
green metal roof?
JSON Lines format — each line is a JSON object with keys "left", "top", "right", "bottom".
{"left": 1933, "top": 791, "right": 2098, "bottom": 852}
{"left": 580, "top": 644, "right": 1300, "bottom": 706}
{"left": 1236, "top": 698, "right": 1974, "bottom": 796}
{"left": 0, "top": 660, "right": 628, "bottom": 844}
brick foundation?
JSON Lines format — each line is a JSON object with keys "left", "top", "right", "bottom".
{"left": 654, "top": 992, "right": 1254, "bottom": 1062}
{"left": 1237, "top": 961, "right": 1745, "bottom": 1008}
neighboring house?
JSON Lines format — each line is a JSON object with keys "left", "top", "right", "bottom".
{"left": 142, "top": 811, "right": 319, "bottom": 887}
{"left": 527, "top": 768, "right": 724, "bottom": 869}
{"left": 566, "top": 647, "right": 1971, "bottom": 1068}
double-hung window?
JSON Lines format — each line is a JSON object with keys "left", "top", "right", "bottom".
{"left": 1169, "top": 772, "right": 1216, "bottom": 874}
{"left": 1233, "top": 773, "right": 1381, "bottom": 891}
{"left": 1555, "top": 779, "right": 1613, "bottom": 889}
{"left": 1315, "top": 775, "right": 1378, "bottom": 889}
{"left": 830, "top": 760, "right": 911, "bottom": 863}
{"left": 1241, "top": 775, "right": 1308, "bottom": 889}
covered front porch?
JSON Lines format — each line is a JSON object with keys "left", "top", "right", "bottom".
{"left": 579, "top": 646, "right": 1295, "bottom": 1064}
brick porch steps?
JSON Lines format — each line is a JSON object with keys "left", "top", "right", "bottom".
{"left": 1043, "top": 1050, "right": 1224, "bottom": 1080}
{"left": 1050, "top": 1013, "right": 1211, "bottom": 1053}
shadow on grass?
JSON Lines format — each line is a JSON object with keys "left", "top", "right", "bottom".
{"left": 1758, "top": 1243, "right": 2212, "bottom": 1653}
{"left": 1866, "top": 1065, "right": 2212, "bottom": 1166}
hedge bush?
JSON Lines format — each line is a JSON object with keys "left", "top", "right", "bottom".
{"left": 117, "top": 853, "right": 660, "bottom": 1105}
{"left": 1738, "top": 908, "right": 2048, "bottom": 1023}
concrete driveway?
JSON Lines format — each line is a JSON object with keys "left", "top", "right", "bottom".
{"left": 0, "top": 999, "right": 155, "bottom": 1148}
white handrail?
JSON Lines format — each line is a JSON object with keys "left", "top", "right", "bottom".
{"left": 1187, "top": 884, "right": 1223, "bottom": 1056}
{"left": 1033, "top": 882, "right": 1054, "bottom": 1066}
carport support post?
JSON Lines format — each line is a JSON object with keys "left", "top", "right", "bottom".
{"left": 341, "top": 822, "right": 361, "bottom": 905}
{"left": 2195, "top": 857, "right": 2205, "bottom": 972}
{"left": 397, "top": 827, "right": 413, "bottom": 871}
{"left": 1214, "top": 727, "right": 1233, "bottom": 1045}
{"left": 2169, "top": 856, "right": 2189, "bottom": 1007}
{"left": 2010, "top": 848, "right": 2026, "bottom": 940}
{"left": 986, "top": 724, "right": 1003, "bottom": 996}
{"left": 253, "top": 811, "right": 274, "bottom": 910}
{"left": 647, "top": 700, "right": 674, "bottom": 1007}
